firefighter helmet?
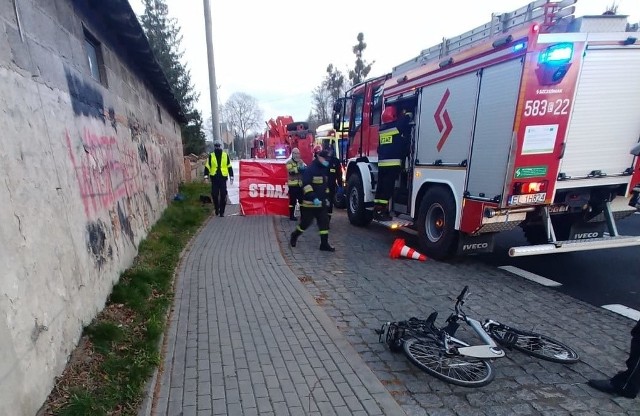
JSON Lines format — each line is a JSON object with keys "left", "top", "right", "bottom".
{"left": 381, "top": 105, "right": 397, "bottom": 124}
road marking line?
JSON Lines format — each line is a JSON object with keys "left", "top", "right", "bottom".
{"left": 601, "top": 304, "right": 640, "bottom": 321}
{"left": 498, "top": 265, "right": 562, "bottom": 287}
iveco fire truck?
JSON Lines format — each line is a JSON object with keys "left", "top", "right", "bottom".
{"left": 334, "top": 0, "right": 640, "bottom": 260}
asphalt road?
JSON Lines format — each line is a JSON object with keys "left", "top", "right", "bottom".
{"left": 477, "top": 213, "right": 640, "bottom": 312}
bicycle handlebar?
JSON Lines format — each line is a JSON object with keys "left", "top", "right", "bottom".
{"left": 454, "top": 286, "right": 469, "bottom": 315}
{"left": 457, "top": 286, "right": 469, "bottom": 303}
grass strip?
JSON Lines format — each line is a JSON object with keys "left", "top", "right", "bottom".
{"left": 39, "top": 182, "right": 212, "bottom": 416}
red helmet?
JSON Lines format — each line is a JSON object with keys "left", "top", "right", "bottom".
{"left": 313, "top": 145, "right": 322, "bottom": 155}
{"left": 381, "top": 105, "right": 397, "bottom": 123}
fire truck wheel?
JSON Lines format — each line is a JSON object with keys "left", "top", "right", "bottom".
{"left": 417, "top": 187, "right": 458, "bottom": 260}
{"left": 347, "top": 174, "right": 373, "bottom": 227}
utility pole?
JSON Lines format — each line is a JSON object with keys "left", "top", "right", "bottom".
{"left": 203, "top": 0, "right": 220, "bottom": 142}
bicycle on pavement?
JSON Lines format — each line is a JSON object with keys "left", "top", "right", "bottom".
{"left": 377, "top": 286, "right": 579, "bottom": 387}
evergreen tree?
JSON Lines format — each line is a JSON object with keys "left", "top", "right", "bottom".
{"left": 140, "top": 0, "right": 204, "bottom": 155}
{"left": 348, "top": 32, "right": 374, "bottom": 85}
{"left": 181, "top": 110, "right": 206, "bottom": 155}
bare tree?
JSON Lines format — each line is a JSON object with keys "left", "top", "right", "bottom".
{"left": 310, "top": 83, "right": 331, "bottom": 124}
{"left": 310, "top": 64, "right": 347, "bottom": 125}
{"left": 221, "top": 92, "right": 263, "bottom": 158}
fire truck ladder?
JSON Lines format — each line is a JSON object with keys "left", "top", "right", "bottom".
{"left": 392, "top": 0, "right": 577, "bottom": 77}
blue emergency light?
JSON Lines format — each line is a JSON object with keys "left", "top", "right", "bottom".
{"left": 539, "top": 43, "right": 573, "bottom": 64}
{"left": 513, "top": 42, "right": 526, "bottom": 52}
{"left": 536, "top": 43, "right": 574, "bottom": 85}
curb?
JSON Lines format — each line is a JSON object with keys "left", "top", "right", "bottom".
{"left": 137, "top": 213, "right": 215, "bottom": 416}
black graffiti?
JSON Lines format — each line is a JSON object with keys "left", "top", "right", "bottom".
{"left": 86, "top": 221, "right": 111, "bottom": 268}
{"left": 108, "top": 107, "right": 117, "bottom": 132}
{"left": 117, "top": 202, "right": 134, "bottom": 244}
{"left": 65, "top": 67, "right": 105, "bottom": 121}
{"left": 138, "top": 143, "right": 148, "bottom": 163}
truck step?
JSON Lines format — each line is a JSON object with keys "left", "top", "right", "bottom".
{"left": 509, "top": 235, "right": 640, "bottom": 257}
{"left": 373, "top": 217, "right": 414, "bottom": 230}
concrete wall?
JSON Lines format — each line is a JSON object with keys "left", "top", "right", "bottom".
{"left": 0, "top": 1, "right": 184, "bottom": 414}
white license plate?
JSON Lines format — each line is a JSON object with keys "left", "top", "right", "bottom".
{"left": 508, "top": 192, "right": 546, "bottom": 206}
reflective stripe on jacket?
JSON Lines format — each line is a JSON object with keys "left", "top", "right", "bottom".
{"left": 205, "top": 151, "right": 231, "bottom": 177}
{"left": 327, "top": 156, "right": 343, "bottom": 189}
{"left": 286, "top": 159, "right": 304, "bottom": 187}
{"left": 377, "top": 113, "right": 412, "bottom": 165}
{"left": 301, "top": 159, "right": 329, "bottom": 208}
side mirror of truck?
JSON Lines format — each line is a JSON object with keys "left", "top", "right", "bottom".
{"left": 332, "top": 100, "right": 343, "bottom": 131}
{"left": 630, "top": 143, "right": 640, "bottom": 157}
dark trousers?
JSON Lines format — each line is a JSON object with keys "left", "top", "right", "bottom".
{"left": 210, "top": 175, "right": 228, "bottom": 214}
{"left": 327, "top": 187, "right": 336, "bottom": 216}
{"left": 374, "top": 165, "right": 401, "bottom": 209}
{"left": 288, "top": 186, "right": 303, "bottom": 216}
{"left": 611, "top": 320, "right": 640, "bottom": 397}
{"left": 297, "top": 207, "right": 329, "bottom": 235}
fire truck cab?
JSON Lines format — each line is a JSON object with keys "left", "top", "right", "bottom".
{"left": 334, "top": 0, "right": 640, "bottom": 260}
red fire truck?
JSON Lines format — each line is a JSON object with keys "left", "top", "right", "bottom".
{"left": 251, "top": 116, "right": 315, "bottom": 164}
{"left": 334, "top": 0, "right": 640, "bottom": 260}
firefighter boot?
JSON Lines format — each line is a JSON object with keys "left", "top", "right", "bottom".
{"left": 374, "top": 207, "right": 392, "bottom": 222}
{"left": 319, "top": 234, "right": 335, "bottom": 252}
{"left": 290, "top": 229, "right": 302, "bottom": 247}
{"left": 289, "top": 206, "right": 297, "bottom": 221}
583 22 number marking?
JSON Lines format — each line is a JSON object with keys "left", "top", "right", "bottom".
{"left": 524, "top": 99, "right": 570, "bottom": 117}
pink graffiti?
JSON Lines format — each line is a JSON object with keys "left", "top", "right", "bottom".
{"left": 65, "top": 128, "right": 147, "bottom": 218}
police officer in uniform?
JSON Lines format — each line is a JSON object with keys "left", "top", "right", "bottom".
{"left": 374, "top": 105, "right": 412, "bottom": 221}
{"left": 286, "top": 148, "right": 306, "bottom": 221}
{"left": 204, "top": 140, "right": 234, "bottom": 217}
{"left": 289, "top": 149, "right": 334, "bottom": 252}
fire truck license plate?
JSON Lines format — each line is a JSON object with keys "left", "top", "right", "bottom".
{"left": 508, "top": 193, "right": 546, "bottom": 206}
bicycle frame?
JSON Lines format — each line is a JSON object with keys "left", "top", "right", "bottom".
{"left": 436, "top": 286, "right": 505, "bottom": 359}
{"left": 442, "top": 316, "right": 505, "bottom": 359}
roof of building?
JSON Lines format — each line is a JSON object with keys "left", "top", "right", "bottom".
{"left": 91, "top": 0, "right": 187, "bottom": 123}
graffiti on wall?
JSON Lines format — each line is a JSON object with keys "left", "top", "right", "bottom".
{"left": 64, "top": 66, "right": 181, "bottom": 264}
{"left": 65, "top": 128, "right": 143, "bottom": 218}
{"left": 65, "top": 68, "right": 105, "bottom": 121}
{"left": 86, "top": 220, "right": 112, "bottom": 268}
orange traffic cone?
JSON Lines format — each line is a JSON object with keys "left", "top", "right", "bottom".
{"left": 389, "top": 238, "right": 427, "bottom": 261}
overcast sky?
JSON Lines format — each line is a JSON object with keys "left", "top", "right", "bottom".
{"left": 129, "top": 0, "right": 639, "bottom": 125}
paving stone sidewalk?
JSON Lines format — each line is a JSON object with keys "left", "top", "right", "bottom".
{"left": 151, "top": 205, "right": 406, "bottom": 416}
{"left": 275, "top": 210, "right": 640, "bottom": 416}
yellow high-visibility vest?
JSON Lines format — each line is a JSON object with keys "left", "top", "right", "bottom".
{"left": 206, "top": 152, "right": 230, "bottom": 177}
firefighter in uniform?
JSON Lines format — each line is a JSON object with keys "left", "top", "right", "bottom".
{"left": 204, "top": 140, "right": 234, "bottom": 217}
{"left": 374, "top": 105, "right": 412, "bottom": 221}
{"left": 324, "top": 144, "right": 343, "bottom": 225}
{"left": 286, "top": 148, "right": 306, "bottom": 221}
{"left": 289, "top": 149, "right": 335, "bottom": 252}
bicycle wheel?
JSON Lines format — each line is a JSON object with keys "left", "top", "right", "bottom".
{"left": 488, "top": 324, "right": 579, "bottom": 363}
{"left": 403, "top": 337, "right": 495, "bottom": 387}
